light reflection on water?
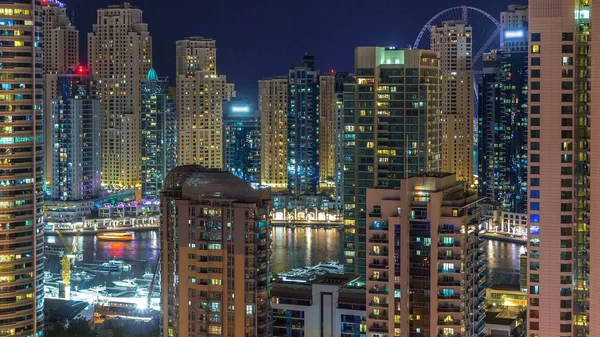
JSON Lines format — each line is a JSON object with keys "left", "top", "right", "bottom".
{"left": 271, "top": 227, "right": 344, "bottom": 274}
{"left": 45, "top": 229, "right": 523, "bottom": 287}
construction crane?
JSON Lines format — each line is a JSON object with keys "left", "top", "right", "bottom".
{"left": 55, "top": 229, "right": 81, "bottom": 300}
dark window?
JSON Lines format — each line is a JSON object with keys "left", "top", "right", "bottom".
{"left": 531, "top": 142, "right": 540, "bottom": 150}
{"left": 531, "top": 118, "right": 540, "bottom": 126}
{"left": 532, "top": 33, "right": 541, "bottom": 41}
{"left": 531, "top": 94, "right": 541, "bottom": 102}
{"left": 562, "top": 33, "right": 574, "bottom": 41}
{"left": 531, "top": 154, "right": 540, "bottom": 162}
{"left": 532, "top": 69, "right": 541, "bottom": 78}
{"left": 562, "top": 45, "right": 574, "bottom": 53}
{"left": 561, "top": 106, "right": 573, "bottom": 114}
{"left": 531, "top": 81, "right": 541, "bottom": 90}
{"left": 561, "top": 118, "right": 573, "bottom": 127}
{"left": 561, "top": 227, "right": 573, "bottom": 235}
{"left": 561, "top": 81, "right": 573, "bottom": 90}
{"left": 531, "top": 106, "right": 541, "bottom": 114}
{"left": 531, "top": 130, "right": 540, "bottom": 138}
{"left": 531, "top": 166, "right": 540, "bottom": 174}
{"left": 561, "top": 215, "right": 572, "bottom": 224}
{"left": 531, "top": 57, "right": 541, "bottom": 66}
{"left": 562, "top": 94, "right": 573, "bottom": 102}
{"left": 561, "top": 130, "right": 573, "bottom": 139}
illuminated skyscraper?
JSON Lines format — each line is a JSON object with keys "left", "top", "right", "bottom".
{"left": 176, "top": 37, "right": 231, "bottom": 168}
{"left": 88, "top": 2, "right": 152, "bottom": 187}
{"left": 479, "top": 6, "right": 528, "bottom": 213}
{"left": 223, "top": 98, "right": 260, "bottom": 183}
{"left": 287, "top": 55, "right": 320, "bottom": 195}
{"left": 161, "top": 166, "right": 272, "bottom": 337}
{"left": 0, "top": 1, "right": 45, "bottom": 334}
{"left": 528, "top": 0, "right": 591, "bottom": 335}
{"left": 259, "top": 76, "right": 288, "bottom": 191}
{"left": 365, "top": 173, "right": 486, "bottom": 337}
{"left": 319, "top": 71, "right": 350, "bottom": 197}
{"left": 431, "top": 21, "right": 475, "bottom": 185}
{"left": 141, "top": 68, "right": 177, "bottom": 200}
{"left": 50, "top": 71, "right": 101, "bottom": 201}
{"left": 41, "top": 0, "right": 78, "bottom": 187}
{"left": 343, "top": 47, "right": 442, "bottom": 274}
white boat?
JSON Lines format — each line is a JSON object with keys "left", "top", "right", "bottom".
{"left": 142, "top": 272, "right": 155, "bottom": 280}
{"left": 113, "top": 279, "right": 138, "bottom": 288}
{"left": 44, "top": 271, "right": 53, "bottom": 283}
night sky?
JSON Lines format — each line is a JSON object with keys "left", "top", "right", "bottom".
{"left": 69, "top": 0, "right": 526, "bottom": 102}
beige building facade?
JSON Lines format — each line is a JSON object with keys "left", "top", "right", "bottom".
{"left": 431, "top": 21, "right": 474, "bottom": 185}
{"left": 365, "top": 173, "right": 486, "bottom": 337}
{"left": 160, "top": 166, "right": 271, "bottom": 337}
{"left": 88, "top": 2, "right": 152, "bottom": 187}
{"left": 259, "top": 76, "right": 288, "bottom": 191}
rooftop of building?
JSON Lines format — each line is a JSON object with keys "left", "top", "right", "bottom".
{"left": 489, "top": 284, "right": 523, "bottom": 292}
{"left": 271, "top": 274, "right": 365, "bottom": 302}
{"left": 163, "top": 165, "right": 269, "bottom": 202}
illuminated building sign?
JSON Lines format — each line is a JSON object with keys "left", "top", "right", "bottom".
{"left": 575, "top": 10, "right": 590, "bottom": 19}
{"left": 504, "top": 29, "right": 524, "bottom": 39}
{"left": 231, "top": 106, "right": 250, "bottom": 113}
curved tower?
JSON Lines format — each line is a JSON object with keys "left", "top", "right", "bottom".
{"left": 0, "top": 0, "right": 45, "bottom": 335}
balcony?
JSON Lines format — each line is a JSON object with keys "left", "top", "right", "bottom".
{"left": 369, "top": 236, "right": 389, "bottom": 243}
{"left": 438, "top": 254, "right": 461, "bottom": 261}
{"left": 369, "top": 312, "right": 389, "bottom": 320}
{"left": 438, "top": 268, "right": 461, "bottom": 274}
{"left": 438, "top": 319, "right": 461, "bottom": 326}
{"left": 368, "top": 262, "right": 388, "bottom": 269}
{"left": 369, "top": 275, "right": 389, "bottom": 282}
{"left": 369, "top": 286, "right": 389, "bottom": 295}
{"left": 369, "top": 250, "right": 389, "bottom": 256}
{"left": 438, "top": 229, "right": 462, "bottom": 234}
{"left": 438, "top": 306, "right": 461, "bottom": 313}
{"left": 438, "top": 280, "right": 461, "bottom": 287}
{"left": 437, "top": 294, "right": 461, "bottom": 300}
{"left": 369, "top": 212, "right": 382, "bottom": 218}
{"left": 369, "top": 325, "right": 389, "bottom": 333}
{"left": 438, "top": 241, "right": 461, "bottom": 247}
{"left": 369, "top": 301, "right": 389, "bottom": 308}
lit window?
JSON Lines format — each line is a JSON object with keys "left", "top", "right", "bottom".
{"left": 531, "top": 45, "right": 541, "bottom": 53}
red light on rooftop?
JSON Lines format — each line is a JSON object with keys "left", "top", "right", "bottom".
{"left": 41, "top": 0, "right": 48, "bottom": 5}
{"left": 76, "top": 65, "right": 87, "bottom": 74}
{"left": 330, "top": 68, "right": 335, "bottom": 73}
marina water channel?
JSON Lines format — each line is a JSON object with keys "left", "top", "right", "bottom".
{"left": 45, "top": 227, "right": 524, "bottom": 290}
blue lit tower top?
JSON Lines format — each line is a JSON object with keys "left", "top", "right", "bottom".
{"left": 147, "top": 68, "right": 159, "bottom": 81}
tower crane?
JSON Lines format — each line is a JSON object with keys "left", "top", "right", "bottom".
{"left": 55, "top": 229, "right": 81, "bottom": 300}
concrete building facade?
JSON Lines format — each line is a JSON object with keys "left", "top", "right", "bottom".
{"left": 431, "top": 21, "right": 475, "bottom": 185}
{"left": 161, "top": 166, "right": 271, "bottom": 337}
{"left": 365, "top": 173, "right": 486, "bottom": 337}
{"left": 528, "top": 0, "right": 593, "bottom": 336}
{"left": 176, "top": 37, "right": 230, "bottom": 168}
{"left": 271, "top": 274, "right": 366, "bottom": 337}
{"left": 88, "top": 2, "right": 152, "bottom": 187}
{"left": 259, "top": 76, "right": 288, "bottom": 191}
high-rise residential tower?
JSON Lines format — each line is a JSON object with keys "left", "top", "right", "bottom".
{"left": 223, "top": 98, "right": 261, "bottom": 183}
{"left": 479, "top": 6, "right": 529, "bottom": 214}
{"left": 41, "top": 0, "right": 79, "bottom": 187}
{"left": 161, "top": 166, "right": 272, "bottom": 337}
{"left": 365, "top": 173, "right": 486, "bottom": 337}
{"left": 287, "top": 55, "right": 320, "bottom": 195}
{"left": 431, "top": 21, "right": 475, "bottom": 185}
{"left": 41, "top": 0, "right": 77, "bottom": 73}
{"left": 0, "top": 1, "right": 45, "bottom": 334}
{"left": 528, "top": 0, "right": 590, "bottom": 335}
{"left": 50, "top": 71, "right": 101, "bottom": 201}
{"left": 176, "top": 37, "right": 231, "bottom": 168}
{"left": 88, "top": 2, "right": 152, "bottom": 187}
{"left": 319, "top": 71, "right": 350, "bottom": 197}
{"left": 343, "top": 47, "right": 442, "bottom": 274}
{"left": 141, "top": 68, "right": 177, "bottom": 200}
{"left": 259, "top": 76, "right": 288, "bottom": 191}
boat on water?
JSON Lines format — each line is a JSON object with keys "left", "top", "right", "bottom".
{"left": 142, "top": 272, "right": 155, "bottom": 280}
{"left": 97, "top": 262, "right": 120, "bottom": 272}
{"left": 113, "top": 278, "right": 137, "bottom": 288}
{"left": 96, "top": 232, "right": 134, "bottom": 241}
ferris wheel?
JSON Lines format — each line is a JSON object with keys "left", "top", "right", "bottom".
{"left": 413, "top": 5, "right": 501, "bottom": 71}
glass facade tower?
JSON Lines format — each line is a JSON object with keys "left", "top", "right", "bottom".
{"left": 342, "top": 47, "right": 442, "bottom": 274}
{"left": 287, "top": 55, "right": 320, "bottom": 195}
{"left": 140, "top": 68, "right": 177, "bottom": 200}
